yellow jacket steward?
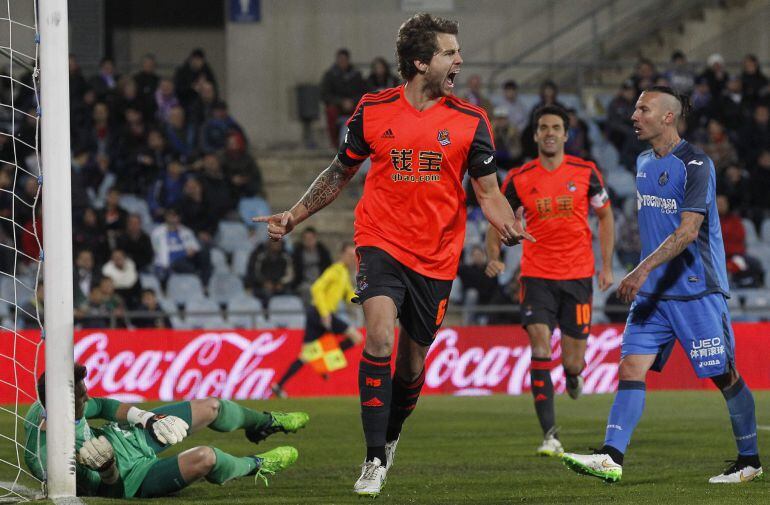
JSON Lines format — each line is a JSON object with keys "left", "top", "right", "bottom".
{"left": 310, "top": 262, "right": 356, "bottom": 317}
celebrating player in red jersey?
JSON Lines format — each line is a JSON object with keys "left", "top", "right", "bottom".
{"left": 487, "top": 105, "right": 615, "bottom": 457}
{"left": 255, "top": 13, "right": 532, "bottom": 497}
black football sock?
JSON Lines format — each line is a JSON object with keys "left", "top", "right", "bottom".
{"left": 359, "top": 351, "right": 392, "bottom": 466}
{"left": 597, "top": 445, "right": 625, "bottom": 465}
{"left": 530, "top": 357, "right": 556, "bottom": 436}
{"left": 386, "top": 368, "right": 425, "bottom": 443}
{"left": 276, "top": 359, "right": 304, "bottom": 388}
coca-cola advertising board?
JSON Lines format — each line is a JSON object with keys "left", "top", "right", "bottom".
{"left": 2, "top": 324, "right": 768, "bottom": 404}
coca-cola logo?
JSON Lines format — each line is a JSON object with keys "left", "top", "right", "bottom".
{"left": 425, "top": 327, "right": 622, "bottom": 395}
{"left": 74, "top": 331, "right": 287, "bottom": 401}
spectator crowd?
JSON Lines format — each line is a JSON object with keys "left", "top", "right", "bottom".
{"left": 2, "top": 46, "right": 769, "bottom": 328}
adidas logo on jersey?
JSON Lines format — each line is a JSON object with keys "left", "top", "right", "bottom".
{"left": 529, "top": 187, "right": 539, "bottom": 195}
{"left": 382, "top": 129, "right": 395, "bottom": 139}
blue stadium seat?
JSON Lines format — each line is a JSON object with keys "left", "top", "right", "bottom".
{"left": 231, "top": 248, "right": 252, "bottom": 278}
{"left": 216, "top": 221, "right": 251, "bottom": 254}
{"left": 449, "top": 277, "right": 463, "bottom": 304}
{"left": 604, "top": 169, "right": 636, "bottom": 199}
{"left": 591, "top": 278, "right": 611, "bottom": 324}
{"left": 733, "top": 288, "right": 770, "bottom": 322}
{"left": 761, "top": 219, "right": 770, "bottom": 243}
{"left": 139, "top": 273, "right": 163, "bottom": 296}
{"left": 743, "top": 219, "right": 758, "bottom": 245}
{"left": 184, "top": 297, "right": 227, "bottom": 329}
{"left": 158, "top": 296, "right": 183, "bottom": 329}
{"left": 166, "top": 273, "right": 205, "bottom": 306}
{"left": 118, "top": 194, "right": 154, "bottom": 233}
{"left": 207, "top": 272, "right": 245, "bottom": 305}
{"left": 238, "top": 196, "right": 271, "bottom": 226}
{"left": 591, "top": 141, "right": 622, "bottom": 175}
{"left": 0, "top": 275, "right": 35, "bottom": 308}
{"left": 209, "top": 247, "right": 230, "bottom": 274}
{"left": 267, "top": 295, "right": 305, "bottom": 329}
{"left": 226, "top": 294, "right": 265, "bottom": 328}
{"left": 498, "top": 246, "right": 521, "bottom": 287}
{"left": 464, "top": 220, "right": 483, "bottom": 248}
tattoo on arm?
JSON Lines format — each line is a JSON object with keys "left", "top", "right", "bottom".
{"left": 297, "top": 156, "right": 360, "bottom": 217}
{"left": 640, "top": 212, "right": 702, "bottom": 272}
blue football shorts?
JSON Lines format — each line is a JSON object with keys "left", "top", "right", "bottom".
{"left": 621, "top": 293, "right": 735, "bottom": 378}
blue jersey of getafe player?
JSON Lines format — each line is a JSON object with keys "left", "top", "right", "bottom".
{"left": 635, "top": 140, "right": 729, "bottom": 301}
{"left": 627, "top": 139, "right": 732, "bottom": 377}
{"left": 561, "top": 87, "right": 760, "bottom": 485}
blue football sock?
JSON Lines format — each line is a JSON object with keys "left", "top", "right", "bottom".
{"left": 721, "top": 378, "right": 759, "bottom": 456}
{"left": 603, "top": 380, "right": 646, "bottom": 456}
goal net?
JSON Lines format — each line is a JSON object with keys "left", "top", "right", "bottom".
{"left": 0, "top": 0, "right": 44, "bottom": 501}
{"left": 0, "top": 0, "right": 74, "bottom": 501}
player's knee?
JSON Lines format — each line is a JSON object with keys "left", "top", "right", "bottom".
{"left": 363, "top": 327, "right": 394, "bottom": 356}
{"left": 188, "top": 446, "right": 217, "bottom": 478}
{"left": 562, "top": 357, "right": 584, "bottom": 376}
{"left": 530, "top": 345, "right": 552, "bottom": 360}
{"left": 203, "top": 397, "right": 220, "bottom": 415}
{"left": 711, "top": 369, "right": 739, "bottom": 390}
{"left": 395, "top": 362, "right": 423, "bottom": 383}
{"left": 618, "top": 359, "right": 648, "bottom": 382}
{"left": 199, "top": 446, "right": 217, "bottom": 473}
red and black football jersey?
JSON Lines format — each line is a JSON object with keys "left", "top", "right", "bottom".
{"left": 501, "top": 155, "right": 610, "bottom": 280}
{"left": 337, "top": 85, "right": 496, "bottom": 280}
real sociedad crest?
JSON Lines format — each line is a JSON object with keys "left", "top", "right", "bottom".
{"left": 658, "top": 171, "right": 669, "bottom": 186}
{"left": 437, "top": 129, "right": 451, "bottom": 146}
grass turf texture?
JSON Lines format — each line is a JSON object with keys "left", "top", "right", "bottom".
{"left": 1, "top": 392, "right": 768, "bottom": 504}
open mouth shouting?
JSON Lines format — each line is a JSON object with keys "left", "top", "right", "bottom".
{"left": 446, "top": 68, "right": 460, "bottom": 89}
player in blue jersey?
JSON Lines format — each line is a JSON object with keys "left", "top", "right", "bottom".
{"left": 562, "top": 86, "right": 762, "bottom": 484}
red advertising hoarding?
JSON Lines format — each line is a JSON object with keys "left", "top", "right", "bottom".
{"left": 1, "top": 324, "right": 768, "bottom": 404}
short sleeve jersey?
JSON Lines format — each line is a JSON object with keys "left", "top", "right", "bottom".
{"left": 338, "top": 85, "right": 496, "bottom": 280}
{"left": 501, "top": 155, "right": 610, "bottom": 280}
{"left": 635, "top": 140, "right": 729, "bottom": 299}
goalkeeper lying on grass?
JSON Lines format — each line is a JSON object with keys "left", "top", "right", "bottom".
{"left": 24, "top": 363, "right": 310, "bottom": 498}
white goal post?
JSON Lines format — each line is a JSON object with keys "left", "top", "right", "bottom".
{"left": 39, "top": 0, "right": 75, "bottom": 499}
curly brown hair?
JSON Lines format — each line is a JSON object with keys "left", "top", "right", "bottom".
{"left": 396, "top": 13, "right": 459, "bottom": 81}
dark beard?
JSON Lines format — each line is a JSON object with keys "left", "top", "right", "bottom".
{"left": 421, "top": 69, "right": 446, "bottom": 99}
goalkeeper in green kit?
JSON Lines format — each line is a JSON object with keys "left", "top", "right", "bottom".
{"left": 23, "top": 363, "right": 310, "bottom": 498}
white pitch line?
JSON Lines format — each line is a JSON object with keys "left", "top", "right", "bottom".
{"left": 758, "top": 425, "right": 770, "bottom": 431}
{"left": 0, "top": 481, "right": 43, "bottom": 502}
{"left": 0, "top": 481, "right": 85, "bottom": 504}
{"left": 52, "top": 497, "right": 85, "bottom": 505}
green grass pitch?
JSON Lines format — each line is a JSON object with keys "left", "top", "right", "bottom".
{"left": 2, "top": 392, "right": 768, "bottom": 504}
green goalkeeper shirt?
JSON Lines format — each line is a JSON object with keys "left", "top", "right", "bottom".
{"left": 24, "top": 398, "right": 157, "bottom": 498}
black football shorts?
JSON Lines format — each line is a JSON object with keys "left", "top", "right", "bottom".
{"left": 519, "top": 276, "right": 593, "bottom": 339}
{"left": 355, "top": 246, "right": 452, "bottom": 346}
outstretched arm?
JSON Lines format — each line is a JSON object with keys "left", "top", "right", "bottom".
{"left": 254, "top": 156, "right": 362, "bottom": 240}
{"left": 617, "top": 211, "right": 703, "bottom": 302}
{"left": 471, "top": 173, "right": 534, "bottom": 245}
{"left": 87, "top": 397, "right": 189, "bottom": 446}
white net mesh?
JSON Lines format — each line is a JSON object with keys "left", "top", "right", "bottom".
{"left": 0, "top": 0, "right": 43, "bottom": 501}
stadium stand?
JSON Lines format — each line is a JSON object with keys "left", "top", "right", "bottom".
{"left": 4, "top": 41, "right": 765, "bottom": 329}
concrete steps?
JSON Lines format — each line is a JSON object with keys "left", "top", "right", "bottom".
{"left": 259, "top": 150, "right": 359, "bottom": 250}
